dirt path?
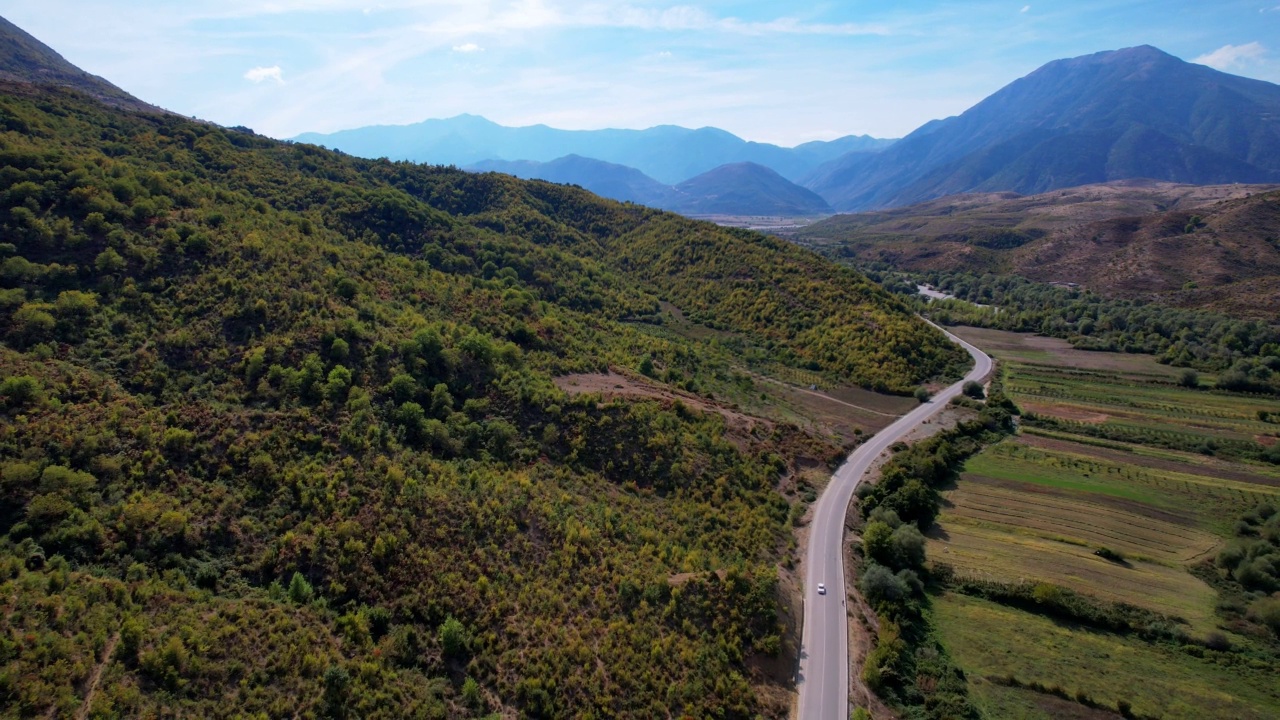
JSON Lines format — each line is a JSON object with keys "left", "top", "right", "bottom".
{"left": 76, "top": 631, "right": 119, "bottom": 720}
{"left": 755, "top": 375, "right": 900, "bottom": 418}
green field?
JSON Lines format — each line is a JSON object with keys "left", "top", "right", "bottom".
{"left": 927, "top": 327, "right": 1280, "bottom": 717}
{"left": 936, "top": 594, "right": 1280, "bottom": 720}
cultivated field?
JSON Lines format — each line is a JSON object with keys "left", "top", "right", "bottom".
{"left": 950, "top": 326, "right": 1185, "bottom": 380}
{"left": 936, "top": 593, "right": 1280, "bottom": 720}
{"left": 928, "top": 325, "right": 1280, "bottom": 716}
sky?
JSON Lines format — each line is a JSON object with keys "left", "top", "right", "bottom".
{"left": 4, "top": 1, "right": 1280, "bottom": 146}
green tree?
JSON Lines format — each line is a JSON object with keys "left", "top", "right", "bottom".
{"left": 288, "top": 571, "right": 314, "bottom": 604}
{"left": 439, "top": 615, "right": 469, "bottom": 659}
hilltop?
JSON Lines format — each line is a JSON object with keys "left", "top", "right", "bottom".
{"left": 673, "top": 162, "right": 833, "bottom": 217}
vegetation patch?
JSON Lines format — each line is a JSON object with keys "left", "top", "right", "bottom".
{"left": 935, "top": 593, "right": 1280, "bottom": 720}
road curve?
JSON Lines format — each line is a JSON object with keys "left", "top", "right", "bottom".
{"left": 796, "top": 325, "right": 992, "bottom": 720}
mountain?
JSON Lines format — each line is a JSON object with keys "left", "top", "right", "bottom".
{"left": 808, "top": 46, "right": 1280, "bottom": 211}
{"left": 468, "top": 154, "right": 681, "bottom": 207}
{"left": 293, "top": 114, "right": 894, "bottom": 184}
{"left": 0, "top": 15, "right": 159, "bottom": 113}
{"left": 470, "top": 156, "right": 832, "bottom": 216}
{"left": 671, "top": 162, "right": 833, "bottom": 216}
{"left": 0, "top": 16, "right": 966, "bottom": 718}
{"left": 792, "top": 179, "right": 1280, "bottom": 317}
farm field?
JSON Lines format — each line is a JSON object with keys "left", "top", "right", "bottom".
{"left": 932, "top": 433, "right": 1280, "bottom": 630}
{"left": 927, "top": 325, "right": 1280, "bottom": 717}
{"left": 948, "top": 326, "right": 1185, "bottom": 380}
{"left": 935, "top": 593, "right": 1280, "bottom": 720}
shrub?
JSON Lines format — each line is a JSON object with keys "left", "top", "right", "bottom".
{"left": 1203, "top": 631, "right": 1231, "bottom": 651}
{"left": 0, "top": 375, "right": 42, "bottom": 408}
{"left": 1094, "top": 546, "right": 1126, "bottom": 563}
{"left": 913, "top": 386, "right": 932, "bottom": 403}
{"left": 462, "top": 676, "right": 482, "bottom": 709}
{"left": 962, "top": 380, "right": 985, "bottom": 399}
{"left": 1247, "top": 596, "right": 1280, "bottom": 635}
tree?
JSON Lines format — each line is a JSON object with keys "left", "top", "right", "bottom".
{"left": 913, "top": 387, "right": 932, "bottom": 403}
{"left": 860, "top": 564, "right": 909, "bottom": 606}
{"left": 890, "top": 524, "right": 926, "bottom": 569}
{"left": 862, "top": 521, "right": 895, "bottom": 566}
{"left": 439, "top": 615, "right": 469, "bottom": 659}
{"left": 288, "top": 571, "right": 314, "bottom": 604}
{"left": 323, "top": 665, "right": 351, "bottom": 719}
{"left": 1179, "top": 369, "right": 1199, "bottom": 388}
{"left": 962, "top": 380, "right": 985, "bottom": 400}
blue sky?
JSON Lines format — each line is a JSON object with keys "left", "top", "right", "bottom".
{"left": 5, "top": 1, "right": 1280, "bottom": 145}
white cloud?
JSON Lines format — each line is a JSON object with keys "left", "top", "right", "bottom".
{"left": 452, "top": 42, "right": 483, "bottom": 53}
{"left": 1193, "top": 42, "right": 1266, "bottom": 70}
{"left": 244, "top": 65, "right": 285, "bottom": 84}
{"left": 1021, "top": 5, "right": 1030, "bottom": 13}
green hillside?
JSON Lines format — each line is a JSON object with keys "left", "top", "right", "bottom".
{"left": 0, "top": 79, "right": 965, "bottom": 718}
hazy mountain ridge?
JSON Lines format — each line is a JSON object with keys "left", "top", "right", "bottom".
{"left": 293, "top": 114, "right": 894, "bottom": 185}
{"left": 471, "top": 156, "right": 832, "bottom": 216}
{"left": 808, "top": 46, "right": 1280, "bottom": 210}
{"left": 468, "top": 154, "right": 682, "bottom": 207}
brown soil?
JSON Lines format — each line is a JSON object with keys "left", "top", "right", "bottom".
{"left": 1016, "top": 434, "right": 1280, "bottom": 488}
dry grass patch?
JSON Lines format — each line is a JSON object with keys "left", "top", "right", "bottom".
{"left": 928, "top": 521, "right": 1218, "bottom": 632}
{"left": 941, "top": 475, "right": 1219, "bottom": 564}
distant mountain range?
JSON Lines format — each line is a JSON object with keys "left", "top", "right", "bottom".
{"left": 293, "top": 115, "right": 893, "bottom": 185}
{"left": 807, "top": 46, "right": 1280, "bottom": 211}
{"left": 296, "top": 46, "right": 1280, "bottom": 217}
{"left": 470, "top": 156, "right": 832, "bottom": 216}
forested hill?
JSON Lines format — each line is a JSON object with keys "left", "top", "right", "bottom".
{"left": 0, "top": 69, "right": 964, "bottom": 718}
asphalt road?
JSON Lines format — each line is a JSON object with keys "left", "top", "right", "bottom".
{"left": 796, "top": 326, "right": 993, "bottom": 720}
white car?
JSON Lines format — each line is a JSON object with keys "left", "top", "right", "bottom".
{"left": 817, "top": 583, "right": 826, "bottom": 595}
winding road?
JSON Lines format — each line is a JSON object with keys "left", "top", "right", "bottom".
{"left": 796, "top": 325, "right": 992, "bottom": 720}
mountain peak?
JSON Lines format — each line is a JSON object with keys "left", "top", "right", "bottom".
{"left": 808, "top": 45, "right": 1280, "bottom": 211}
{"left": 676, "top": 162, "right": 832, "bottom": 216}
